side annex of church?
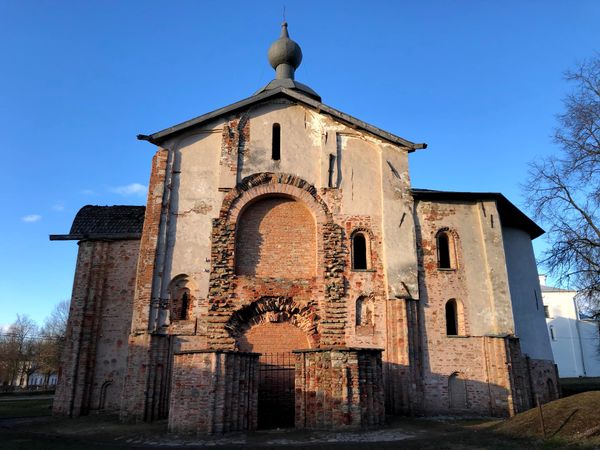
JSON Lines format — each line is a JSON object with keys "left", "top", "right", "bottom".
{"left": 51, "top": 23, "right": 558, "bottom": 432}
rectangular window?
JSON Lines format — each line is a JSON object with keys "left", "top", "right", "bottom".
{"left": 544, "top": 305, "right": 550, "bottom": 318}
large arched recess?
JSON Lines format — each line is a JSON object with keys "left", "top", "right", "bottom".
{"left": 219, "top": 173, "right": 331, "bottom": 279}
{"left": 235, "top": 195, "right": 316, "bottom": 278}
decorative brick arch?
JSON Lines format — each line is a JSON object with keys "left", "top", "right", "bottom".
{"left": 206, "top": 173, "right": 346, "bottom": 349}
{"left": 435, "top": 227, "right": 461, "bottom": 270}
{"left": 225, "top": 296, "right": 319, "bottom": 348}
{"left": 219, "top": 172, "right": 331, "bottom": 224}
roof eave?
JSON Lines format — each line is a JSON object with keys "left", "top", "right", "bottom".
{"left": 50, "top": 233, "right": 142, "bottom": 241}
{"left": 139, "top": 87, "right": 426, "bottom": 151}
{"left": 411, "top": 189, "right": 544, "bottom": 239}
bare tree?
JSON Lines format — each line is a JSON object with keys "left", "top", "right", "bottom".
{"left": 0, "top": 315, "right": 39, "bottom": 387}
{"left": 525, "top": 56, "right": 600, "bottom": 317}
{"left": 38, "top": 300, "right": 69, "bottom": 384}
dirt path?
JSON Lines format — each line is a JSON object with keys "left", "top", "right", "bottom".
{"left": 0, "top": 414, "right": 589, "bottom": 450}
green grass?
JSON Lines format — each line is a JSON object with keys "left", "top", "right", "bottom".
{"left": 0, "top": 398, "right": 53, "bottom": 418}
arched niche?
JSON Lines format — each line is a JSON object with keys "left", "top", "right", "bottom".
{"left": 167, "top": 274, "right": 197, "bottom": 322}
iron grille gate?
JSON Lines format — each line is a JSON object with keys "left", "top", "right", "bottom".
{"left": 258, "top": 352, "right": 295, "bottom": 429}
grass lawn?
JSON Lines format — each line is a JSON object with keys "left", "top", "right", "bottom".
{"left": 0, "top": 397, "right": 53, "bottom": 419}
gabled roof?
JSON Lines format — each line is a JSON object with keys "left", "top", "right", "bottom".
{"left": 49, "top": 205, "right": 145, "bottom": 241}
{"left": 411, "top": 188, "right": 544, "bottom": 239}
{"left": 138, "top": 87, "right": 427, "bottom": 152}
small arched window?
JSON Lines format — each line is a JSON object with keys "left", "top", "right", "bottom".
{"left": 445, "top": 299, "right": 458, "bottom": 336}
{"left": 272, "top": 123, "right": 281, "bottom": 160}
{"left": 437, "top": 230, "right": 455, "bottom": 269}
{"left": 352, "top": 232, "right": 368, "bottom": 270}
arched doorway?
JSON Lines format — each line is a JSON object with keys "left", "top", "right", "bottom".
{"left": 227, "top": 297, "right": 316, "bottom": 429}
{"left": 239, "top": 321, "right": 309, "bottom": 429}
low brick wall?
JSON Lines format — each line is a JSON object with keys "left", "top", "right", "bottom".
{"left": 528, "top": 357, "right": 560, "bottom": 404}
{"left": 168, "top": 350, "right": 259, "bottom": 434}
{"left": 294, "top": 348, "right": 385, "bottom": 429}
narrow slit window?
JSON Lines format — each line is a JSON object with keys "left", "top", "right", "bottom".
{"left": 437, "top": 232, "right": 452, "bottom": 269}
{"left": 446, "top": 299, "right": 458, "bottom": 336}
{"left": 180, "top": 291, "right": 189, "bottom": 320}
{"left": 352, "top": 233, "right": 368, "bottom": 270}
{"left": 272, "top": 123, "right": 281, "bottom": 160}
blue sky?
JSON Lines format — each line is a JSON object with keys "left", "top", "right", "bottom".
{"left": 1, "top": 1, "right": 598, "bottom": 327}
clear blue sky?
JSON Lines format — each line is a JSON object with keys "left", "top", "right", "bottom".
{"left": 1, "top": 1, "right": 598, "bottom": 328}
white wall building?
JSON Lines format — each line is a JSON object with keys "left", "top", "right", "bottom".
{"left": 27, "top": 371, "right": 58, "bottom": 388}
{"left": 540, "top": 275, "right": 600, "bottom": 378}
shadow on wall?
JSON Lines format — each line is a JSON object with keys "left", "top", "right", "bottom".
{"left": 76, "top": 339, "right": 563, "bottom": 430}
{"left": 384, "top": 360, "right": 558, "bottom": 418}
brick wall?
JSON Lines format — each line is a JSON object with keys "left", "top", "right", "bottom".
{"left": 120, "top": 148, "right": 170, "bottom": 422}
{"left": 413, "top": 198, "right": 558, "bottom": 417}
{"left": 294, "top": 348, "right": 385, "bottom": 429}
{"left": 527, "top": 357, "right": 560, "bottom": 405}
{"left": 204, "top": 173, "right": 345, "bottom": 350}
{"left": 235, "top": 197, "right": 316, "bottom": 278}
{"left": 237, "top": 321, "right": 309, "bottom": 353}
{"left": 169, "top": 350, "right": 259, "bottom": 434}
{"left": 53, "top": 239, "right": 139, "bottom": 416}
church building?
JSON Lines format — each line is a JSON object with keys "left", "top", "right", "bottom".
{"left": 51, "top": 23, "right": 558, "bottom": 433}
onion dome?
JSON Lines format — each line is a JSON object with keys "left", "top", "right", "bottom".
{"left": 268, "top": 22, "right": 303, "bottom": 80}
{"left": 254, "top": 22, "right": 320, "bottom": 101}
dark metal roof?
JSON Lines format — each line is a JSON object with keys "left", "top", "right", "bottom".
{"left": 138, "top": 87, "right": 427, "bottom": 152}
{"left": 411, "top": 188, "right": 544, "bottom": 239}
{"left": 49, "top": 205, "right": 146, "bottom": 241}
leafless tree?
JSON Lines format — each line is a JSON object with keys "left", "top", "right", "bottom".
{"left": 0, "top": 315, "right": 39, "bottom": 387}
{"left": 525, "top": 55, "right": 600, "bottom": 318}
{"left": 37, "top": 300, "right": 70, "bottom": 385}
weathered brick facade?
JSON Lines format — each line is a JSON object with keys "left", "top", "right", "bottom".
{"left": 53, "top": 239, "right": 139, "bottom": 416}
{"left": 169, "top": 350, "right": 259, "bottom": 434}
{"left": 52, "top": 26, "right": 559, "bottom": 432}
{"left": 294, "top": 348, "right": 385, "bottom": 429}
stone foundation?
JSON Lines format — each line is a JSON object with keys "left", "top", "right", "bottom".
{"left": 294, "top": 348, "right": 385, "bottom": 429}
{"left": 168, "top": 350, "right": 259, "bottom": 434}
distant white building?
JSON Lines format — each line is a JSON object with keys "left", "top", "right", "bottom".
{"left": 540, "top": 275, "right": 600, "bottom": 377}
{"left": 27, "top": 371, "right": 58, "bottom": 388}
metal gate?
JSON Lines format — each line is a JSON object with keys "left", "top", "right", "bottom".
{"left": 258, "top": 352, "right": 295, "bottom": 429}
